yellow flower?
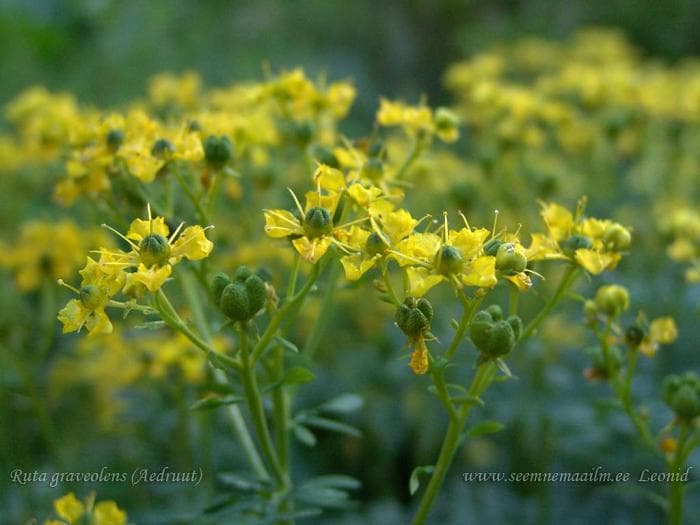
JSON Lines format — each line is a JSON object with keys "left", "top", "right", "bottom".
{"left": 527, "top": 200, "right": 629, "bottom": 275}
{"left": 391, "top": 215, "right": 496, "bottom": 296}
{"left": 97, "top": 206, "right": 214, "bottom": 292}
{"left": 44, "top": 492, "right": 127, "bottom": 525}
{"left": 57, "top": 258, "right": 125, "bottom": 336}
{"left": 639, "top": 317, "right": 678, "bottom": 357}
{"left": 53, "top": 493, "right": 84, "bottom": 523}
{"left": 264, "top": 188, "right": 344, "bottom": 263}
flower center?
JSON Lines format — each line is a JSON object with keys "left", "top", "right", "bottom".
{"left": 139, "top": 233, "right": 171, "bottom": 267}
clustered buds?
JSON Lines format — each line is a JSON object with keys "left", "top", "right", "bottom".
{"left": 584, "top": 345, "right": 623, "bottom": 380}
{"left": 662, "top": 372, "right": 700, "bottom": 421}
{"left": 213, "top": 266, "right": 267, "bottom": 322}
{"left": 395, "top": 297, "right": 434, "bottom": 375}
{"left": 469, "top": 305, "right": 522, "bottom": 358}
{"left": 395, "top": 297, "right": 433, "bottom": 339}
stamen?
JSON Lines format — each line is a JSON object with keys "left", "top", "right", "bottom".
{"left": 491, "top": 209, "right": 499, "bottom": 238}
{"left": 57, "top": 279, "right": 80, "bottom": 294}
{"left": 101, "top": 224, "right": 139, "bottom": 250}
{"left": 169, "top": 222, "right": 186, "bottom": 244}
{"left": 443, "top": 211, "right": 450, "bottom": 244}
{"left": 458, "top": 211, "right": 471, "bottom": 230}
{"left": 287, "top": 188, "right": 305, "bottom": 217}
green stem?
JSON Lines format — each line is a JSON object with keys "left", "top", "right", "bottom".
{"left": 250, "top": 260, "right": 324, "bottom": 363}
{"left": 445, "top": 295, "right": 483, "bottom": 360}
{"left": 394, "top": 137, "right": 424, "bottom": 180}
{"left": 412, "top": 361, "right": 497, "bottom": 525}
{"left": 381, "top": 260, "right": 401, "bottom": 306}
{"left": 272, "top": 345, "right": 290, "bottom": 469}
{"left": 173, "top": 165, "right": 209, "bottom": 224}
{"left": 521, "top": 265, "right": 579, "bottom": 342}
{"left": 668, "top": 424, "right": 690, "bottom": 525}
{"left": 302, "top": 260, "right": 341, "bottom": 360}
{"left": 239, "top": 323, "right": 288, "bottom": 488}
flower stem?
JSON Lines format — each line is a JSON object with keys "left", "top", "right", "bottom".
{"left": 668, "top": 424, "right": 690, "bottom": 525}
{"left": 238, "top": 323, "right": 289, "bottom": 488}
{"left": 411, "top": 360, "right": 497, "bottom": 525}
{"left": 521, "top": 265, "right": 579, "bottom": 342}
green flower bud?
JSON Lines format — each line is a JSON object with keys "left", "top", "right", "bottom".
{"left": 219, "top": 282, "right": 250, "bottom": 322}
{"left": 603, "top": 223, "right": 631, "bottom": 251}
{"left": 151, "top": 138, "right": 175, "bottom": 159}
{"left": 483, "top": 238, "right": 502, "bottom": 257}
{"left": 244, "top": 273, "right": 267, "bottom": 317}
{"left": 79, "top": 284, "right": 104, "bottom": 309}
{"left": 561, "top": 234, "right": 592, "bottom": 256}
{"left": 310, "top": 144, "right": 339, "bottom": 168}
{"left": 187, "top": 120, "right": 202, "bottom": 132}
{"left": 594, "top": 285, "right": 629, "bottom": 318}
{"left": 487, "top": 320, "right": 515, "bottom": 357}
{"left": 663, "top": 373, "right": 700, "bottom": 420}
{"left": 303, "top": 207, "right": 333, "bottom": 239}
{"left": 139, "top": 233, "right": 171, "bottom": 267}
{"left": 469, "top": 311, "right": 494, "bottom": 350}
{"left": 203, "top": 135, "right": 233, "bottom": 168}
{"left": 625, "top": 325, "right": 644, "bottom": 347}
{"left": 368, "top": 140, "right": 385, "bottom": 159}
{"left": 583, "top": 300, "right": 598, "bottom": 324}
{"left": 436, "top": 245, "right": 463, "bottom": 275}
{"left": 234, "top": 266, "right": 254, "bottom": 283}
{"left": 588, "top": 345, "right": 623, "bottom": 377}
{"left": 486, "top": 304, "right": 503, "bottom": 321}
{"left": 212, "top": 272, "right": 231, "bottom": 304}
{"left": 395, "top": 297, "right": 433, "bottom": 338}
{"left": 507, "top": 315, "right": 522, "bottom": 340}
{"left": 671, "top": 385, "right": 700, "bottom": 420}
{"left": 365, "top": 232, "right": 388, "bottom": 256}
{"left": 106, "top": 129, "right": 124, "bottom": 152}
{"left": 495, "top": 243, "right": 527, "bottom": 275}
{"left": 361, "top": 158, "right": 384, "bottom": 181}
{"left": 434, "top": 107, "right": 459, "bottom": 132}
{"left": 470, "top": 306, "right": 521, "bottom": 358}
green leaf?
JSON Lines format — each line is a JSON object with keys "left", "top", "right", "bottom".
{"left": 274, "top": 335, "right": 299, "bottom": 353}
{"left": 190, "top": 394, "right": 244, "bottom": 411}
{"left": 293, "top": 424, "right": 317, "bottom": 447}
{"left": 304, "top": 416, "right": 362, "bottom": 438}
{"left": 283, "top": 366, "right": 315, "bottom": 386}
{"left": 320, "top": 393, "right": 363, "bottom": 414}
{"left": 495, "top": 358, "right": 513, "bottom": 378}
{"left": 304, "top": 474, "right": 361, "bottom": 490}
{"left": 217, "top": 472, "right": 268, "bottom": 492}
{"left": 409, "top": 465, "right": 435, "bottom": 496}
{"left": 468, "top": 420, "right": 505, "bottom": 437}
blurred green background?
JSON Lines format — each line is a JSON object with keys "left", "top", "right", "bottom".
{"left": 2, "top": 1, "right": 700, "bottom": 524}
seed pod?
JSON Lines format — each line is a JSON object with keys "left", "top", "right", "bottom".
{"left": 561, "top": 234, "right": 592, "bottom": 256}
{"left": 140, "top": 234, "right": 171, "bottom": 267}
{"left": 151, "top": 138, "right": 175, "bottom": 159}
{"left": 234, "top": 266, "right": 254, "bottom": 283}
{"left": 663, "top": 372, "right": 700, "bottom": 420}
{"left": 469, "top": 311, "right": 494, "bottom": 351}
{"left": 495, "top": 243, "right": 527, "bottom": 275}
{"left": 486, "top": 304, "right": 502, "bottom": 321}
{"left": 79, "top": 284, "right": 104, "bottom": 309}
{"left": 507, "top": 315, "right": 522, "bottom": 341}
{"left": 212, "top": 272, "right": 231, "bottom": 304}
{"left": 483, "top": 238, "right": 503, "bottom": 257}
{"left": 365, "top": 232, "right": 388, "bottom": 256}
{"left": 486, "top": 320, "right": 515, "bottom": 357}
{"left": 219, "top": 282, "right": 250, "bottom": 322}
{"left": 244, "top": 273, "right": 267, "bottom": 317}
{"left": 303, "top": 207, "right": 333, "bottom": 239}
{"left": 106, "top": 129, "right": 124, "bottom": 152}
{"left": 395, "top": 297, "right": 433, "bottom": 338}
{"left": 436, "top": 245, "right": 463, "bottom": 275}
{"left": 203, "top": 135, "right": 233, "bottom": 168}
